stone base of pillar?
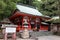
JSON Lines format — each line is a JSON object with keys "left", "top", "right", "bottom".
{"left": 21, "top": 28, "right": 29, "bottom": 38}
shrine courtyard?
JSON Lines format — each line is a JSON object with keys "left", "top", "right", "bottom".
{"left": 0, "top": 31, "right": 60, "bottom": 40}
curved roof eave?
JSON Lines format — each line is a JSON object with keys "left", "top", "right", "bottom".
{"left": 16, "top": 5, "right": 43, "bottom": 16}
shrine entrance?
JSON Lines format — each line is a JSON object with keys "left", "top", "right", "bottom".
{"left": 11, "top": 16, "right": 41, "bottom": 32}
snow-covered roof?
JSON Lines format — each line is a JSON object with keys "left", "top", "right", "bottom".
{"left": 16, "top": 5, "right": 43, "bottom": 16}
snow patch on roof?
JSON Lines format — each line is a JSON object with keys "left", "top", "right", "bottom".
{"left": 16, "top": 5, "right": 43, "bottom": 16}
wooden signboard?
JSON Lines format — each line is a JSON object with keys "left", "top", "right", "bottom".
{"left": 2, "top": 24, "right": 17, "bottom": 40}
{"left": 2, "top": 24, "right": 17, "bottom": 28}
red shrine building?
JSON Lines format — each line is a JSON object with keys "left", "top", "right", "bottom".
{"left": 9, "top": 5, "right": 51, "bottom": 31}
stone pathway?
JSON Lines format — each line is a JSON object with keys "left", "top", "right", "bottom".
{"left": 37, "top": 36, "right": 60, "bottom": 40}
{"left": 0, "top": 31, "right": 60, "bottom": 40}
{"left": 30, "top": 31, "right": 53, "bottom": 38}
{"left": 0, "top": 36, "right": 60, "bottom": 40}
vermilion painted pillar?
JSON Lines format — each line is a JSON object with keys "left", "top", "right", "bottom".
{"left": 12, "top": 33, "right": 16, "bottom": 40}
{"left": 22, "top": 16, "right": 31, "bottom": 30}
{"left": 28, "top": 18, "right": 31, "bottom": 30}
{"left": 35, "top": 18, "right": 41, "bottom": 31}
{"left": 22, "top": 16, "right": 24, "bottom": 30}
{"left": 4, "top": 33, "right": 7, "bottom": 40}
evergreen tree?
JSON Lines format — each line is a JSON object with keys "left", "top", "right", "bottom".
{"left": 33, "top": 0, "right": 60, "bottom": 17}
{"left": 0, "top": 0, "right": 20, "bottom": 20}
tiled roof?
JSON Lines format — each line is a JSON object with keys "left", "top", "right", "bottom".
{"left": 16, "top": 5, "right": 43, "bottom": 16}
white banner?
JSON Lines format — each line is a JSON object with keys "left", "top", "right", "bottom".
{"left": 6, "top": 27, "right": 16, "bottom": 33}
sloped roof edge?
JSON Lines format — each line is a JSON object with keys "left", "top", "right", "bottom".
{"left": 16, "top": 5, "right": 43, "bottom": 16}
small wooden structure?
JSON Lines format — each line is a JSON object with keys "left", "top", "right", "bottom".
{"left": 2, "top": 24, "right": 17, "bottom": 40}
{"left": 0, "top": 18, "right": 12, "bottom": 24}
{"left": 51, "top": 23, "right": 60, "bottom": 32}
{"left": 40, "top": 22, "right": 49, "bottom": 31}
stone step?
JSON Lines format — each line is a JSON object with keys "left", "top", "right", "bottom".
{"left": 0, "top": 38, "right": 35, "bottom": 40}
{"left": 17, "top": 38, "right": 35, "bottom": 40}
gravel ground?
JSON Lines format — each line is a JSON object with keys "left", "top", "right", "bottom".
{"left": 37, "top": 36, "right": 60, "bottom": 40}
{"left": 30, "top": 31, "right": 53, "bottom": 38}
{"left": 0, "top": 36, "right": 60, "bottom": 40}
{"left": 0, "top": 31, "right": 60, "bottom": 40}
